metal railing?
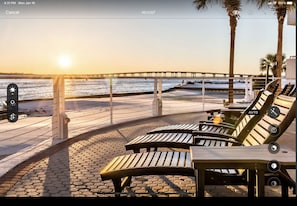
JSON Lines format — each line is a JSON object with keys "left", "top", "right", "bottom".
{"left": 0, "top": 72, "right": 289, "bottom": 159}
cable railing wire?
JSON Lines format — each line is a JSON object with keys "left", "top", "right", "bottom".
{"left": 0, "top": 117, "right": 51, "bottom": 134}
{"left": 68, "top": 112, "right": 110, "bottom": 127}
{"left": 1, "top": 74, "right": 278, "bottom": 159}
{"left": 0, "top": 119, "right": 51, "bottom": 141}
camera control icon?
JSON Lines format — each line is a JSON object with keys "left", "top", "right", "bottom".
{"left": 8, "top": 112, "right": 18, "bottom": 122}
{"left": 268, "top": 142, "right": 280, "bottom": 154}
{"left": 268, "top": 106, "right": 280, "bottom": 119}
{"left": 267, "top": 160, "right": 280, "bottom": 173}
{"left": 9, "top": 99, "right": 17, "bottom": 106}
{"left": 7, "top": 83, "right": 18, "bottom": 96}
{"left": 268, "top": 125, "right": 280, "bottom": 136}
{"left": 7, "top": 83, "right": 19, "bottom": 123}
{"left": 268, "top": 177, "right": 281, "bottom": 187}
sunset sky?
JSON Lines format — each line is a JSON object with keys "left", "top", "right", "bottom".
{"left": 0, "top": 0, "right": 295, "bottom": 75}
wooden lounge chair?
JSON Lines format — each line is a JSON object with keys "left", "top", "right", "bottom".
{"left": 125, "top": 90, "right": 274, "bottom": 153}
{"left": 288, "top": 85, "right": 296, "bottom": 97}
{"left": 146, "top": 81, "right": 278, "bottom": 134}
{"left": 147, "top": 88, "right": 274, "bottom": 135}
{"left": 264, "top": 79, "right": 280, "bottom": 94}
{"left": 220, "top": 79, "right": 279, "bottom": 123}
{"left": 280, "top": 83, "right": 295, "bottom": 96}
{"left": 99, "top": 94, "right": 296, "bottom": 196}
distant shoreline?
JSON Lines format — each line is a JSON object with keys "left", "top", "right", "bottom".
{"left": 15, "top": 87, "right": 177, "bottom": 103}
{"left": 1, "top": 86, "right": 246, "bottom": 120}
{"left": 1, "top": 81, "right": 246, "bottom": 107}
{"left": 15, "top": 84, "right": 245, "bottom": 104}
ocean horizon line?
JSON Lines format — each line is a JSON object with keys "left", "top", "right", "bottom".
{"left": 0, "top": 71, "right": 260, "bottom": 78}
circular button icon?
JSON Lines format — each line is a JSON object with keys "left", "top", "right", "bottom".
{"left": 267, "top": 160, "right": 280, "bottom": 173}
{"left": 7, "top": 83, "right": 18, "bottom": 96}
{"left": 268, "top": 106, "right": 280, "bottom": 119}
{"left": 268, "top": 125, "right": 280, "bottom": 136}
{"left": 268, "top": 142, "right": 280, "bottom": 154}
{"left": 9, "top": 99, "right": 16, "bottom": 106}
{"left": 267, "top": 177, "right": 281, "bottom": 187}
{"left": 8, "top": 112, "right": 18, "bottom": 122}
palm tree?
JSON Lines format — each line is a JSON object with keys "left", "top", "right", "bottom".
{"left": 193, "top": 0, "right": 241, "bottom": 104}
{"left": 257, "top": 0, "right": 296, "bottom": 94}
{"left": 260, "top": 53, "right": 286, "bottom": 77}
{"left": 260, "top": 53, "right": 286, "bottom": 86}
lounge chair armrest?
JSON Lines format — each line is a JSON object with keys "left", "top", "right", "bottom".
{"left": 205, "top": 109, "right": 222, "bottom": 114}
{"left": 199, "top": 120, "right": 235, "bottom": 128}
{"left": 198, "top": 121, "right": 235, "bottom": 131}
{"left": 220, "top": 108, "right": 245, "bottom": 113}
{"left": 192, "top": 130, "right": 238, "bottom": 141}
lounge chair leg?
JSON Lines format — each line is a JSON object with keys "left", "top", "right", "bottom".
{"left": 194, "top": 169, "right": 199, "bottom": 198}
{"left": 278, "top": 169, "right": 295, "bottom": 197}
{"left": 281, "top": 184, "right": 289, "bottom": 197}
{"left": 112, "top": 178, "right": 122, "bottom": 197}
{"left": 247, "top": 169, "right": 255, "bottom": 197}
{"left": 195, "top": 169, "right": 205, "bottom": 197}
{"left": 121, "top": 176, "right": 132, "bottom": 189}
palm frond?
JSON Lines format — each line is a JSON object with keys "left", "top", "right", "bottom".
{"left": 193, "top": 0, "right": 222, "bottom": 10}
{"left": 193, "top": 0, "right": 209, "bottom": 10}
{"left": 259, "top": 53, "right": 287, "bottom": 75}
{"left": 256, "top": 0, "right": 269, "bottom": 8}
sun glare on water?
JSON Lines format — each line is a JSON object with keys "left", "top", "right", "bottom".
{"left": 58, "top": 55, "right": 72, "bottom": 69}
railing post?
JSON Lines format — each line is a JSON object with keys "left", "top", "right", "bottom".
{"left": 52, "top": 75, "right": 69, "bottom": 140}
{"left": 158, "top": 78, "right": 163, "bottom": 115}
{"left": 158, "top": 78, "right": 162, "bottom": 98}
{"left": 244, "top": 76, "right": 253, "bottom": 102}
{"left": 202, "top": 75, "right": 205, "bottom": 112}
{"left": 249, "top": 76, "right": 254, "bottom": 100}
{"left": 152, "top": 78, "right": 162, "bottom": 116}
{"left": 110, "top": 77, "right": 113, "bottom": 124}
{"left": 152, "top": 78, "right": 157, "bottom": 116}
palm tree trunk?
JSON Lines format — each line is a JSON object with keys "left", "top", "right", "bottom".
{"left": 275, "top": 7, "right": 286, "bottom": 95}
{"left": 228, "top": 16, "right": 236, "bottom": 104}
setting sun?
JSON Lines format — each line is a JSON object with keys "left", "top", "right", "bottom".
{"left": 58, "top": 55, "right": 72, "bottom": 69}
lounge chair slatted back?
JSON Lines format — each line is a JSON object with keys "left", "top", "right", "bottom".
{"left": 265, "top": 79, "right": 279, "bottom": 94}
{"left": 280, "top": 83, "right": 295, "bottom": 96}
{"left": 194, "top": 94, "right": 296, "bottom": 147}
{"left": 289, "top": 86, "right": 296, "bottom": 97}
{"left": 242, "top": 95, "right": 296, "bottom": 146}
{"left": 230, "top": 90, "right": 273, "bottom": 140}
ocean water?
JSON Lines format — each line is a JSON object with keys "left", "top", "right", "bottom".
{"left": 0, "top": 78, "right": 182, "bottom": 105}
{"left": 0, "top": 77, "right": 248, "bottom": 108}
